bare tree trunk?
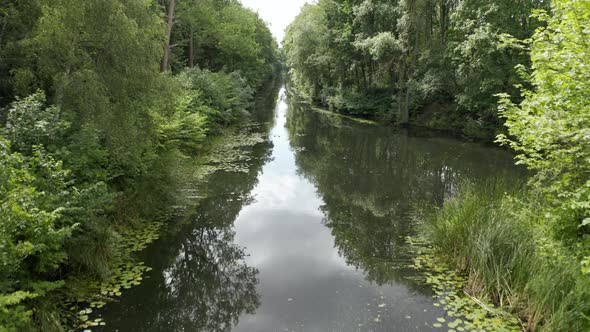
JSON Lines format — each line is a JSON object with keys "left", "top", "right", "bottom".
{"left": 369, "top": 60, "right": 374, "bottom": 87}
{"left": 0, "top": 15, "right": 8, "bottom": 47}
{"left": 404, "top": 84, "right": 411, "bottom": 124}
{"left": 403, "top": 14, "right": 421, "bottom": 124}
{"left": 361, "top": 62, "right": 367, "bottom": 91}
{"left": 161, "top": 0, "right": 176, "bottom": 72}
{"left": 397, "top": 63, "right": 404, "bottom": 121}
{"left": 440, "top": 0, "right": 448, "bottom": 47}
{"left": 354, "top": 65, "right": 359, "bottom": 89}
{"left": 189, "top": 26, "right": 194, "bottom": 67}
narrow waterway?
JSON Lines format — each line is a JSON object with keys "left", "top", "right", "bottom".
{"left": 98, "top": 86, "right": 520, "bottom": 331}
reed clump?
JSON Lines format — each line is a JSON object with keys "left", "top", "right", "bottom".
{"left": 420, "top": 180, "right": 590, "bottom": 331}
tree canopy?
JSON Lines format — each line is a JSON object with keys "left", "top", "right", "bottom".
{"left": 284, "top": 0, "right": 548, "bottom": 139}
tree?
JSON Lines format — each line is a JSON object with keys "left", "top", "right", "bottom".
{"left": 161, "top": 0, "right": 176, "bottom": 72}
{"left": 283, "top": 3, "right": 332, "bottom": 100}
{"left": 498, "top": 0, "right": 590, "bottom": 242}
{"left": 27, "top": 0, "right": 169, "bottom": 183}
{"left": 284, "top": 0, "right": 547, "bottom": 136}
{"left": 0, "top": 0, "right": 42, "bottom": 106}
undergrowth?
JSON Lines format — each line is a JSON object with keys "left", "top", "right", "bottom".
{"left": 417, "top": 180, "right": 590, "bottom": 331}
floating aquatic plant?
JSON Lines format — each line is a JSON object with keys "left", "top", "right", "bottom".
{"left": 408, "top": 238, "right": 522, "bottom": 332}
{"left": 66, "top": 222, "right": 162, "bottom": 330}
{"left": 202, "top": 128, "right": 267, "bottom": 174}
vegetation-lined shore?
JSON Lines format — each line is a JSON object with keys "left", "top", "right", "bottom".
{"left": 283, "top": 0, "right": 544, "bottom": 140}
{"left": 0, "top": 1, "right": 279, "bottom": 330}
{"left": 285, "top": 0, "right": 590, "bottom": 330}
{"left": 2, "top": 0, "right": 589, "bottom": 331}
{"left": 417, "top": 180, "right": 589, "bottom": 331}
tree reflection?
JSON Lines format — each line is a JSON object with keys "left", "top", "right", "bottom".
{"left": 286, "top": 97, "right": 521, "bottom": 285}
{"left": 156, "top": 226, "right": 259, "bottom": 332}
{"left": 97, "top": 82, "right": 282, "bottom": 332}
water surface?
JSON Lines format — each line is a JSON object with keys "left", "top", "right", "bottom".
{"left": 98, "top": 86, "right": 519, "bottom": 331}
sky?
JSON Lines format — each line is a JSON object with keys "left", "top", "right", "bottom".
{"left": 240, "top": 0, "right": 310, "bottom": 45}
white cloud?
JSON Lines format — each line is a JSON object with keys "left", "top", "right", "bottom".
{"left": 240, "top": 0, "right": 310, "bottom": 44}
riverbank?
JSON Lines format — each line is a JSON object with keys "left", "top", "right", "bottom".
{"left": 287, "top": 83, "right": 590, "bottom": 331}
{"left": 415, "top": 180, "right": 590, "bottom": 331}
{"left": 71, "top": 118, "right": 276, "bottom": 330}
{"left": 70, "top": 78, "right": 282, "bottom": 330}
{"left": 0, "top": 74, "right": 281, "bottom": 331}
{"left": 285, "top": 84, "right": 500, "bottom": 143}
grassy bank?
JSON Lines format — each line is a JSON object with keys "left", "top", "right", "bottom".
{"left": 417, "top": 180, "right": 590, "bottom": 331}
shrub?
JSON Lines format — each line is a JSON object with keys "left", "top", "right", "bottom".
{"left": 176, "top": 68, "right": 254, "bottom": 129}
{"left": 0, "top": 140, "right": 73, "bottom": 330}
{"left": 323, "top": 87, "right": 393, "bottom": 118}
{"left": 5, "top": 91, "right": 69, "bottom": 154}
{"left": 497, "top": 0, "right": 590, "bottom": 242}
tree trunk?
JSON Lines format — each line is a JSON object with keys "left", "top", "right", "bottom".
{"left": 161, "top": 0, "right": 176, "bottom": 72}
{"left": 440, "top": 0, "right": 448, "bottom": 47}
{"left": 354, "top": 65, "right": 360, "bottom": 90}
{"left": 369, "top": 60, "right": 374, "bottom": 87}
{"left": 403, "top": 14, "right": 421, "bottom": 124}
{"left": 404, "top": 83, "right": 411, "bottom": 124}
{"left": 0, "top": 15, "right": 8, "bottom": 47}
{"left": 361, "top": 62, "right": 367, "bottom": 91}
{"left": 397, "top": 63, "right": 404, "bottom": 121}
{"left": 189, "top": 26, "right": 195, "bottom": 67}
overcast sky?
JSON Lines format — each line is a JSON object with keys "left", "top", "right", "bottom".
{"left": 240, "top": 0, "right": 310, "bottom": 45}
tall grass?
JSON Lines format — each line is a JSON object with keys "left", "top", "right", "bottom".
{"left": 420, "top": 180, "right": 590, "bottom": 331}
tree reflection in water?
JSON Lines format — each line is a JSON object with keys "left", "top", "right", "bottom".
{"left": 158, "top": 226, "right": 259, "bottom": 332}
{"left": 97, "top": 79, "right": 281, "bottom": 332}
{"left": 286, "top": 96, "right": 521, "bottom": 287}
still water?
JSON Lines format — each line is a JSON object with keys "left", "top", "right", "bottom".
{"left": 98, "top": 86, "right": 519, "bottom": 331}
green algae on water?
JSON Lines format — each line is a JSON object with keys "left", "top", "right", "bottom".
{"left": 67, "top": 221, "right": 162, "bottom": 330}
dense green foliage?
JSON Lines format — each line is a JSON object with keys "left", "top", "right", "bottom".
{"left": 0, "top": 0, "right": 278, "bottom": 330}
{"left": 163, "top": 0, "right": 279, "bottom": 85}
{"left": 284, "top": 0, "right": 548, "bottom": 139}
{"left": 2, "top": 0, "right": 588, "bottom": 330}
{"left": 498, "top": 0, "right": 590, "bottom": 245}
{"left": 420, "top": 0, "right": 590, "bottom": 330}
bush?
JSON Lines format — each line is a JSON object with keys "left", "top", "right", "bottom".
{"left": 323, "top": 87, "right": 393, "bottom": 118}
{"left": 176, "top": 68, "right": 254, "bottom": 129}
{"left": 497, "top": 0, "right": 590, "bottom": 242}
{"left": 0, "top": 93, "right": 115, "bottom": 329}
{"left": 0, "top": 140, "right": 73, "bottom": 330}
{"left": 5, "top": 91, "right": 69, "bottom": 154}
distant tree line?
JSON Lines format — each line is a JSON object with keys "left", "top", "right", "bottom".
{"left": 284, "top": 0, "right": 548, "bottom": 139}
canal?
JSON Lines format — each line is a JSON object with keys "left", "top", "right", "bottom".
{"left": 98, "top": 86, "right": 519, "bottom": 332}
